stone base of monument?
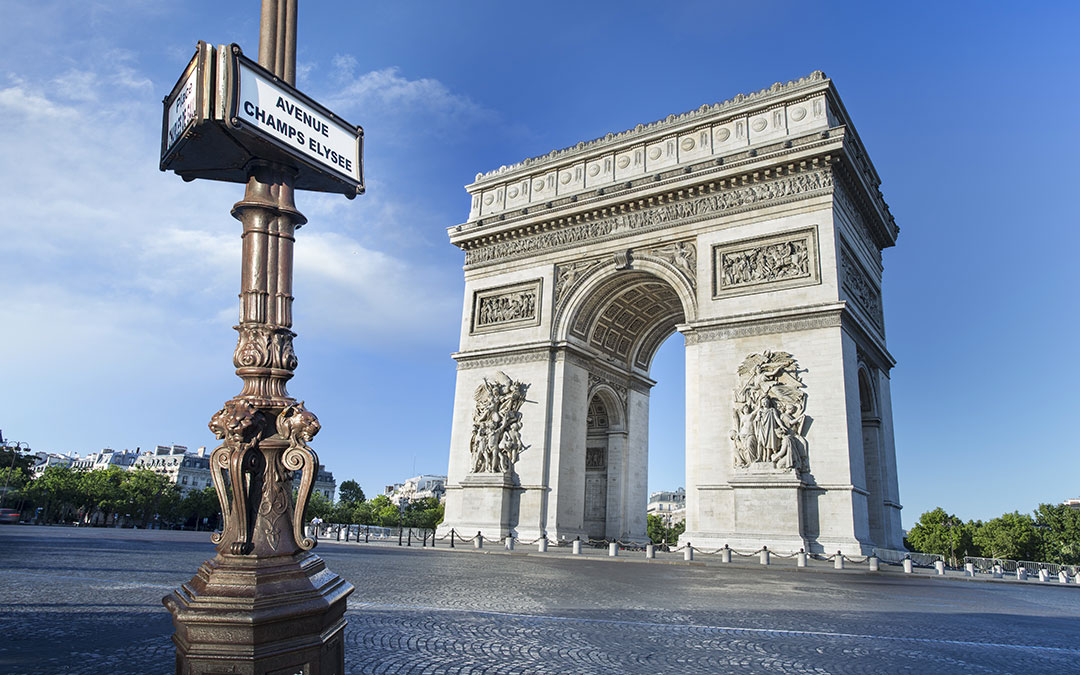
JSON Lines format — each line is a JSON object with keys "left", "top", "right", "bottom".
{"left": 684, "top": 468, "right": 810, "bottom": 553}
{"left": 163, "top": 551, "right": 352, "bottom": 675}
{"left": 448, "top": 472, "right": 518, "bottom": 540}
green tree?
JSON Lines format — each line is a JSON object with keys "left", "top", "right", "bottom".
{"left": 365, "top": 494, "right": 399, "bottom": 527}
{"left": 0, "top": 466, "right": 29, "bottom": 507}
{"left": 338, "top": 480, "right": 365, "bottom": 505}
{"left": 77, "top": 467, "right": 125, "bottom": 525}
{"left": 647, "top": 514, "right": 685, "bottom": 546}
{"left": 0, "top": 446, "right": 35, "bottom": 474}
{"left": 180, "top": 486, "right": 221, "bottom": 531}
{"left": 972, "top": 511, "right": 1039, "bottom": 561}
{"left": 329, "top": 500, "right": 354, "bottom": 524}
{"left": 118, "top": 469, "right": 176, "bottom": 526}
{"left": 26, "top": 466, "right": 81, "bottom": 522}
{"left": 303, "top": 489, "right": 334, "bottom": 522}
{"left": 405, "top": 497, "right": 444, "bottom": 530}
{"left": 907, "top": 507, "right": 975, "bottom": 566}
{"left": 352, "top": 499, "right": 376, "bottom": 526}
{"left": 1033, "top": 503, "right": 1080, "bottom": 565}
{"left": 647, "top": 514, "right": 666, "bottom": 544}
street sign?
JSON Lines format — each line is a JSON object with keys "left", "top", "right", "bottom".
{"left": 160, "top": 42, "right": 364, "bottom": 198}
{"left": 160, "top": 41, "right": 214, "bottom": 168}
{"left": 226, "top": 48, "right": 362, "bottom": 187}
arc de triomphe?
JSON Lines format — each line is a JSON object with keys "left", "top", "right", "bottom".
{"left": 437, "top": 72, "right": 903, "bottom": 554}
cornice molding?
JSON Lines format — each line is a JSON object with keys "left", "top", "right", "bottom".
{"left": 683, "top": 303, "right": 844, "bottom": 344}
{"left": 462, "top": 164, "right": 834, "bottom": 268}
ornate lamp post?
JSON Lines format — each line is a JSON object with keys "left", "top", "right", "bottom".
{"left": 162, "top": 2, "right": 356, "bottom": 673}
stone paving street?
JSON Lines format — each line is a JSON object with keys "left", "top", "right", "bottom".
{"left": 2, "top": 527, "right": 1080, "bottom": 674}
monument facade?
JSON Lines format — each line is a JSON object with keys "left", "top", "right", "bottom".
{"left": 438, "top": 72, "right": 903, "bottom": 554}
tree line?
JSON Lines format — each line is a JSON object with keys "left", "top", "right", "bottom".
{"left": 1, "top": 464, "right": 220, "bottom": 529}
{"left": 305, "top": 480, "right": 445, "bottom": 530}
{"left": 906, "top": 504, "right": 1080, "bottom": 566}
{"left": 0, "top": 462, "right": 443, "bottom": 531}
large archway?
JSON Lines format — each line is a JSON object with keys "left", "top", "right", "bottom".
{"left": 439, "top": 72, "right": 904, "bottom": 554}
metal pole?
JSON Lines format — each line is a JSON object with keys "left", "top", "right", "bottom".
{"left": 164, "top": 3, "right": 352, "bottom": 673}
{"left": 1, "top": 441, "right": 23, "bottom": 508}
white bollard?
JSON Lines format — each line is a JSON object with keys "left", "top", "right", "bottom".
{"left": 965, "top": 562, "right": 975, "bottom": 577}
{"left": 608, "top": 542, "right": 618, "bottom": 557}
{"left": 645, "top": 544, "right": 655, "bottom": 559}
{"left": 721, "top": 545, "right": 732, "bottom": 563}
{"left": 797, "top": 550, "right": 807, "bottom": 567}
{"left": 1059, "top": 571, "right": 1068, "bottom": 584}
{"left": 684, "top": 546, "right": 694, "bottom": 562}
{"left": 537, "top": 539, "right": 548, "bottom": 553}
{"left": 935, "top": 560, "right": 945, "bottom": 575}
{"left": 1017, "top": 567, "right": 1027, "bottom": 581}
{"left": 572, "top": 539, "right": 582, "bottom": 555}
{"left": 834, "top": 551, "right": 844, "bottom": 570}
{"left": 1038, "top": 569, "right": 1049, "bottom": 582}
{"left": 903, "top": 558, "right": 913, "bottom": 574}
{"left": 474, "top": 533, "right": 483, "bottom": 550}
{"left": 992, "top": 564, "right": 1003, "bottom": 579}
{"left": 505, "top": 537, "right": 514, "bottom": 551}
{"left": 869, "top": 556, "right": 879, "bottom": 572}
{"left": 759, "top": 547, "right": 770, "bottom": 565}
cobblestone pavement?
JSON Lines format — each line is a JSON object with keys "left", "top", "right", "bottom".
{"left": 2, "top": 527, "right": 1079, "bottom": 674}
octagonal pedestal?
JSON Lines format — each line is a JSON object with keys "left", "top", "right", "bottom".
{"left": 163, "top": 551, "right": 353, "bottom": 675}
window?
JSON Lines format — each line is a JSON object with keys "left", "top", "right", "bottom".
{"left": 182, "top": 476, "right": 188, "bottom": 485}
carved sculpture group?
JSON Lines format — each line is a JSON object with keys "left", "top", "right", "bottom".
{"left": 476, "top": 289, "right": 537, "bottom": 327}
{"left": 469, "top": 371, "right": 530, "bottom": 473}
{"left": 721, "top": 239, "right": 809, "bottom": 288}
{"left": 731, "top": 351, "right": 808, "bottom": 472}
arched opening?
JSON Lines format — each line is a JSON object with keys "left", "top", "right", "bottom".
{"left": 583, "top": 392, "right": 615, "bottom": 539}
{"left": 647, "top": 335, "right": 685, "bottom": 497}
{"left": 561, "top": 263, "right": 693, "bottom": 542}
{"left": 858, "top": 366, "right": 885, "bottom": 547}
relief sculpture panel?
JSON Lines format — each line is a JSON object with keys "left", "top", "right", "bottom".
{"left": 471, "top": 279, "right": 542, "bottom": 334}
{"left": 712, "top": 227, "right": 819, "bottom": 298}
{"left": 840, "top": 246, "right": 884, "bottom": 332}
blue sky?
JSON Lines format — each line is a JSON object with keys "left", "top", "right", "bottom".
{"left": 2, "top": 1, "right": 1077, "bottom": 527}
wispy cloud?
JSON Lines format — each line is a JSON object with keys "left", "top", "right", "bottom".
{"left": 0, "top": 57, "right": 460, "bottom": 362}
{"left": 322, "top": 59, "right": 497, "bottom": 138}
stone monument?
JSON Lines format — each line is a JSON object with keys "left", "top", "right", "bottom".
{"left": 438, "top": 71, "right": 903, "bottom": 554}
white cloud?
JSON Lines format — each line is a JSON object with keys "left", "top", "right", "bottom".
{"left": 323, "top": 63, "right": 497, "bottom": 137}
{"left": 0, "top": 56, "right": 461, "bottom": 369}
